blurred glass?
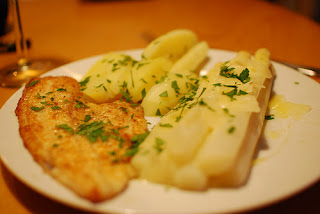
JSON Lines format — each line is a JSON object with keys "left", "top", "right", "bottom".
{"left": 0, "top": 0, "right": 8, "bottom": 36}
{"left": 0, "top": 0, "right": 65, "bottom": 88}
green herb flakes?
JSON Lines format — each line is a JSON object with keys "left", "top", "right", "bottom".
{"left": 159, "top": 123, "right": 173, "bottom": 128}
{"left": 159, "top": 91, "right": 168, "bottom": 97}
{"left": 75, "top": 100, "right": 89, "bottom": 109}
{"left": 141, "top": 88, "right": 146, "bottom": 99}
{"left": 79, "top": 76, "right": 90, "bottom": 87}
{"left": 156, "top": 109, "right": 162, "bottom": 116}
{"left": 220, "top": 65, "right": 251, "bottom": 84}
{"left": 154, "top": 138, "right": 165, "bottom": 153}
{"left": 120, "top": 107, "right": 128, "bottom": 113}
{"left": 56, "top": 124, "right": 74, "bottom": 134}
{"left": 31, "top": 106, "right": 45, "bottom": 112}
{"left": 77, "top": 121, "right": 106, "bottom": 143}
{"left": 84, "top": 115, "right": 92, "bottom": 122}
{"left": 265, "top": 114, "right": 275, "bottom": 120}
{"left": 171, "top": 80, "right": 180, "bottom": 96}
{"left": 223, "top": 88, "right": 238, "bottom": 100}
{"left": 126, "top": 132, "right": 150, "bottom": 157}
{"left": 28, "top": 80, "right": 39, "bottom": 87}
{"left": 228, "top": 126, "right": 235, "bottom": 134}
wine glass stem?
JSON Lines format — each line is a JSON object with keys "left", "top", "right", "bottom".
{"left": 10, "top": 0, "right": 28, "bottom": 66}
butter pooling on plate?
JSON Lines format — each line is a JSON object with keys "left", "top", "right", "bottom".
{"left": 268, "top": 94, "right": 311, "bottom": 119}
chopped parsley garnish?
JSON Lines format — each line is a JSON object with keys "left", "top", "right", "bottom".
{"left": 223, "top": 108, "right": 235, "bottom": 117}
{"left": 84, "top": 115, "right": 92, "bottom": 122}
{"left": 156, "top": 109, "right": 162, "bottom": 116}
{"left": 31, "top": 106, "right": 45, "bottom": 111}
{"left": 51, "top": 106, "right": 61, "bottom": 110}
{"left": 223, "top": 87, "right": 248, "bottom": 100}
{"left": 77, "top": 121, "right": 107, "bottom": 143}
{"left": 159, "top": 91, "right": 168, "bottom": 97}
{"left": 140, "top": 78, "right": 148, "bottom": 84}
{"left": 198, "top": 87, "right": 207, "bottom": 98}
{"left": 136, "top": 62, "right": 150, "bottom": 70}
{"left": 120, "top": 89, "right": 132, "bottom": 102}
{"left": 159, "top": 123, "right": 173, "bottom": 128}
{"left": 130, "top": 69, "right": 134, "bottom": 87}
{"left": 171, "top": 80, "right": 180, "bottom": 96}
{"left": 75, "top": 100, "right": 89, "bottom": 109}
{"left": 37, "top": 93, "right": 46, "bottom": 99}
{"left": 96, "top": 84, "right": 103, "bottom": 88}
{"left": 56, "top": 124, "right": 74, "bottom": 134}
{"left": 238, "top": 90, "right": 248, "bottom": 95}
{"left": 156, "top": 75, "right": 167, "bottom": 84}
{"left": 228, "top": 126, "right": 235, "bottom": 134}
{"left": 109, "top": 151, "right": 116, "bottom": 156}
{"left": 28, "top": 80, "right": 39, "bottom": 87}
{"left": 57, "top": 88, "right": 66, "bottom": 92}
{"left": 120, "top": 81, "right": 128, "bottom": 88}
{"left": 112, "top": 63, "right": 120, "bottom": 72}
{"left": 213, "top": 83, "right": 222, "bottom": 87}
{"left": 79, "top": 76, "right": 90, "bottom": 87}
{"left": 220, "top": 65, "right": 237, "bottom": 78}
{"left": 141, "top": 88, "right": 146, "bottom": 99}
{"left": 265, "top": 114, "right": 275, "bottom": 120}
{"left": 40, "top": 101, "right": 52, "bottom": 106}
{"left": 238, "top": 68, "right": 250, "bottom": 83}
{"left": 126, "top": 132, "right": 150, "bottom": 157}
{"left": 219, "top": 65, "right": 251, "bottom": 84}
{"left": 223, "top": 88, "right": 238, "bottom": 100}
{"left": 120, "top": 107, "right": 128, "bottom": 113}
{"left": 154, "top": 138, "right": 165, "bottom": 153}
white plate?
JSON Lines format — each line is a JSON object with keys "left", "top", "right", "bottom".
{"left": 1, "top": 49, "right": 320, "bottom": 214}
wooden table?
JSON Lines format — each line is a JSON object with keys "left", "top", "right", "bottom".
{"left": 1, "top": 0, "right": 319, "bottom": 213}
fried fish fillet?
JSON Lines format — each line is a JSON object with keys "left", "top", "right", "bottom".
{"left": 15, "top": 76, "right": 148, "bottom": 202}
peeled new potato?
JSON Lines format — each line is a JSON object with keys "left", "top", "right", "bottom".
{"left": 126, "top": 57, "right": 173, "bottom": 103}
{"left": 169, "top": 41, "right": 209, "bottom": 74}
{"left": 141, "top": 31, "right": 209, "bottom": 116}
{"left": 80, "top": 53, "right": 172, "bottom": 103}
{"left": 132, "top": 48, "right": 275, "bottom": 190}
{"left": 81, "top": 29, "right": 208, "bottom": 106}
{"left": 142, "top": 29, "right": 198, "bottom": 62}
{"left": 141, "top": 71, "right": 198, "bottom": 116}
{"left": 80, "top": 53, "right": 135, "bottom": 103}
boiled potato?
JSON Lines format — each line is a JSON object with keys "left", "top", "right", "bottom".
{"left": 142, "top": 29, "right": 198, "bottom": 62}
{"left": 170, "top": 41, "right": 209, "bottom": 74}
{"left": 80, "top": 53, "right": 136, "bottom": 103}
{"left": 126, "top": 57, "right": 172, "bottom": 103}
{"left": 141, "top": 71, "right": 198, "bottom": 116}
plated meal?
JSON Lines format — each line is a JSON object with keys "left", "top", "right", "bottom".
{"left": 1, "top": 29, "right": 319, "bottom": 213}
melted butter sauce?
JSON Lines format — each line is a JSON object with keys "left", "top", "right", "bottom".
{"left": 268, "top": 94, "right": 311, "bottom": 119}
{"left": 253, "top": 95, "right": 311, "bottom": 166}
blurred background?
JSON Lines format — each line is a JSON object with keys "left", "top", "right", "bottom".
{"left": 1, "top": 0, "right": 320, "bottom": 38}
{"left": 265, "top": 0, "right": 320, "bottom": 22}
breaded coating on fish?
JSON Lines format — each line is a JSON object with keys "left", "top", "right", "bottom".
{"left": 15, "top": 76, "right": 148, "bottom": 202}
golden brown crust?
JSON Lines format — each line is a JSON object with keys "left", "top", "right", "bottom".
{"left": 15, "top": 76, "right": 148, "bottom": 202}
